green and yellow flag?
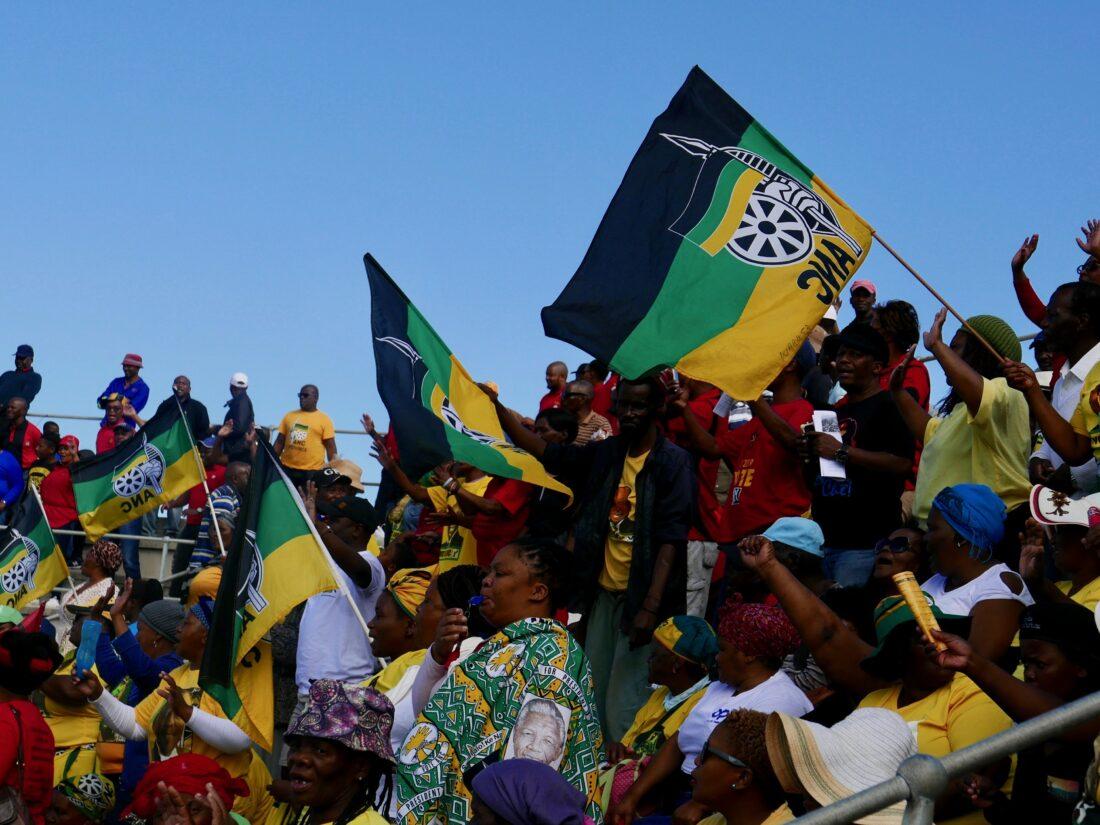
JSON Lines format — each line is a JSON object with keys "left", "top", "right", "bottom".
{"left": 199, "top": 439, "right": 338, "bottom": 751}
{"left": 542, "top": 66, "right": 873, "bottom": 401}
{"left": 0, "top": 487, "right": 68, "bottom": 610}
{"left": 71, "top": 402, "right": 203, "bottom": 541}
{"left": 367, "top": 254, "right": 572, "bottom": 497}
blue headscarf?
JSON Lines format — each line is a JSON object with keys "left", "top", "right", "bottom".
{"left": 189, "top": 596, "right": 215, "bottom": 630}
{"left": 471, "top": 759, "right": 585, "bottom": 825}
{"left": 931, "top": 484, "right": 1006, "bottom": 552}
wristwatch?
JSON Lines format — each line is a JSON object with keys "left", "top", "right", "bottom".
{"left": 834, "top": 445, "right": 850, "bottom": 465}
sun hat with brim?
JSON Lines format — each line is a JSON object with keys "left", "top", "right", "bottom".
{"left": 860, "top": 595, "right": 970, "bottom": 681}
{"left": 766, "top": 708, "right": 916, "bottom": 825}
{"left": 326, "top": 458, "right": 367, "bottom": 493}
{"left": 287, "top": 678, "right": 396, "bottom": 761}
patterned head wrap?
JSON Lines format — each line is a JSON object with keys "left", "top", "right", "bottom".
{"left": 717, "top": 599, "right": 801, "bottom": 660}
{"left": 652, "top": 615, "right": 718, "bottom": 667}
{"left": 57, "top": 774, "right": 116, "bottom": 824}
{"left": 87, "top": 540, "right": 122, "bottom": 574}
{"left": 189, "top": 596, "right": 215, "bottom": 630}
{"left": 121, "top": 755, "right": 248, "bottom": 820}
{"left": 931, "top": 484, "right": 1006, "bottom": 553}
{"left": 386, "top": 568, "right": 433, "bottom": 619}
{"left": 287, "top": 679, "right": 395, "bottom": 761}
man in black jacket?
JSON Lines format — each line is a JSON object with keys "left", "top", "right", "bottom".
{"left": 486, "top": 375, "right": 695, "bottom": 739}
{"left": 0, "top": 344, "right": 42, "bottom": 406}
{"left": 221, "top": 372, "right": 254, "bottom": 463}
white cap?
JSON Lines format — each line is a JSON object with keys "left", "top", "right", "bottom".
{"left": 230, "top": 372, "right": 249, "bottom": 389}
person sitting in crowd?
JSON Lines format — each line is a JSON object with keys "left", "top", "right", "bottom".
{"left": 28, "top": 431, "right": 59, "bottom": 490}
{"left": 363, "top": 569, "right": 434, "bottom": 702}
{"left": 99, "top": 354, "right": 149, "bottom": 429}
{"left": 50, "top": 540, "right": 121, "bottom": 655}
{"left": 167, "top": 436, "right": 226, "bottom": 597}
{"left": 484, "top": 377, "right": 695, "bottom": 741}
{"left": 893, "top": 310, "right": 1031, "bottom": 560}
{"left": 120, "top": 753, "right": 247, "bottom": 825}
{"left": 186, "top": 460, "right": 251, "bottom": 604}
{"left": 798, "top": 325, "right": 914, "bottom": 587}
{"left": 578, "top": 360, "right": 616, "bottom": 425}
{"left": 540, "top": 361, "right": 569, "bottom": 411}
{"left": 273, "top": 384, "right": 337, "bottom": 488}
{"left": 396, "top": 538, "right": 604, "bottom": 824}
{"left": 872, "top": 299, "right": 930, "bottom": 407}
{"left": 1019, "top": 518, "right": 1100, "bottom": 610}
{"left": 2, "top": 396, "right": 42, "bottom": 470}
{"left": 45, "top": 773, "right": 115, "bottom": 825}
{"left": 599, "top": 615, "right": 716, "bottom": 816}
{"left": 94, "top": 395, "right": 130, "bottom": 454}
{"left": 39, "top": 435, "right": 81, "bottom": 564}
{"left": 1, "top": 614, "right": 63, "bottom": 825}
{"left": 562, "top": 380, "right": 612, "bottom": 446}
{"left": 609, "top": 601, "right": 810, "bottom": 824}
{"left": 932, "top": 601, "right": 1100, "bottom": 821}
{"left": 471, "top": 759, "right": 590, "bottom": 825}
{"left": 74, "top": 598, "right": 273, "bottom": 824}
{"left": 0, "top": 344, "right": 42, "bottom": 407}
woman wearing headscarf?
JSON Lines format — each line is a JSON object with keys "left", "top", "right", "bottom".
{"left": 1, "top": 616, "right": 63, "bottom": 825}
{"left": 890, "top": 310, "right": 1031, "bottom": 554}
{"left": 121, "top": 754, "right": 248, "bottom": 825}
{"left": 73, "top": 598, "right": 272, "bottom": 825}
{"left": 395, "top": 538, "right": 604, "bottom": 824}
{"left": 609, "top": 601, "right": 810, "bottom": 825}
{"left": 471, "top": 759, "right": 589, "bottom": 825}
{"left": 598, "top": 616, "right": 716, "bottom": 815}
{"left": 46, "top": 773, "right": 115, "bottom": 825}
{"left": 920, "top": 485, "right": 1033, "bottom": 664}
{"left": 50, "top": 540, "right": 121, "bottom": 656}
{"left": 363, "top": 569, "right": 434, "bottom": 701}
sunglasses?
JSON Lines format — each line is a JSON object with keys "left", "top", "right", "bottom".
{"left": 874, "top": 536, "right": 914, "bottom": 554}
{"left": 701, "top": 742, "right": 749, "bottom": 770}
{"left": 1079, "top": 259, "right": 1099, "bottom": 277}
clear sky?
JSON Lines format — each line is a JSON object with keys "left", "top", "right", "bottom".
{"left": 2, "top": 3, "right": 1096, "bottom": 482}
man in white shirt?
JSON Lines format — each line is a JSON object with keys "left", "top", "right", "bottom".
{"left": 1030, "top": 282, "right": 1100, "bottom": 497}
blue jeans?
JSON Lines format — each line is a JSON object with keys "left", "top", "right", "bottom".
{"left": 822, "top": 546, "right": 876, "bottom": 587}
{"left": 117, "top": 518, "right": 142, "bottom": 580}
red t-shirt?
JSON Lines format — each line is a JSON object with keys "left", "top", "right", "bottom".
{"left": 715, "top": 399, "right": 814, "bottom": 543}
{"left": 538, "top": 390, "right": 563, "bottom": 412}
{"left": 39, "top": 465, "right": 77, "bottom": 528}
{"left": 3, "top": 421, "right": 41, "bottom": 469}
{"left": 878, "top": 354, "right": 931, "bottom": 410}
{"left": 186, "top": 464, "right": 228, "bottom": 526}
{"left": 664, "top": 388, "right": 724, "bottom": 542}
{"left": 0, "top": 700, "right": 55, "bottom": 825}
{"left": 471, "top": 478, "right": 534, "bottom": 566}
{"left": 95, "top": 426, "right": 118, "bottom": 454}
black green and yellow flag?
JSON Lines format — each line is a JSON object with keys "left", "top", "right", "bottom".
{"left": 71, "top": 401, "right": 204, "bottom": 541}
{"left": 0, "top": 488, "right": 68, "bottom": 610}
{"left": 542, "top": 66, "right": 873, "bottom": 400}
{"left": 199, "top": 439, "right": 338, "bottom": 751}
{"left": 366, "top": 254, "right": 572, "bottom": 497}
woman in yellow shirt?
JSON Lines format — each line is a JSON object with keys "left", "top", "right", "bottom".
{"left": 362, "top": 569, "right": 433, "bottom": 700}
{"left": 1019, "top": 520, "right": 1100, "bottom": 611}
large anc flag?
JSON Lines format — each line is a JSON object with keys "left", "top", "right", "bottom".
{"left": 542, "top": 66, "right": 873, "bottom": 401}
{"left": 0, "top": 488, "right": 67, "bottom": 610}
{"left": 199, "top": 439, "right": 338, "bottom": 752}
{"left": 71, "top": 401, "right": 203, "bottom": 542}
{"left": 366, "top": 254, "right": 572, "bottom": 497}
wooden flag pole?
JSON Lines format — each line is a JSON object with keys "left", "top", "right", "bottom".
{"left": 870, "top": 230, "right": 1007, "bottom": 363}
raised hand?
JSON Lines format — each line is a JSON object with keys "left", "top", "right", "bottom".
{"left": 1077, "top": 219, "right": 1100, "bottom": 259}
{"left": 929, "top": 629, "right": 972, "bottom": 672}
{"left": 157, "top": 671, "right": 193, "bottom": 721}
{"left": 217, "top": 421, "right": 234, "bottom": 439}
{"left": 1002, "top": 360, "right": 1039, "bottom": 394}
{"left": 430, "top": 608, "right": 468, "bottom": 665}
{"left": 369, "top": 439, "right": 396, "bottom": 471}
{"left": 475, "top": 383, "right": 499, "bottom": 404}
{"left": 71, "top": 670, "right": 105, "bottom": 700}
{"left": 360, "top": 413, "right": 377, "bottom": 436}
{"left": 1011, "top": 234, "right": 1039, "bottom": 276}
{"left": 923, "top": 307, "right": 948, "bottom": 351}
{"left": 738, "top": 535, "right": 778, "bottom": 572}
{"left": 1017, "top": 519, "right": 1045, "bottom": 582}
{"left": 300, "top": 481, "right": 318, "bottom": 523}
{"left": 889, "top": 345, "right": 917, "bottom": 392}
{"left": 109, "top": 579, "right": 133, "bottom": 619}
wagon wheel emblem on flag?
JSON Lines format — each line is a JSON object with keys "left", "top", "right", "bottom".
{"left": 112, "top": 436, "right": 167, "bottom": 498}
{"left": 729, "top": 193, "right": 813, "bottom": 265}
{"left": 0, "top": 531, "right": 40, "bottom": 594}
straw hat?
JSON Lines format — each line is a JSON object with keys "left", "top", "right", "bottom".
{"left": 323, "top": 458, "right": 367, "bottom": 493}
{"left": 766, "top": 708, "right": 917, "bottom": 825}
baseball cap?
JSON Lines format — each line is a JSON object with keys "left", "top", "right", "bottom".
{"left": 230, "top": 372, "right": 249, "bottom": 388}
{"left": 763, "top": 517, "right": 825, "bottom": 558}
{"left": 318, "top": 495, "right": 380, "bottom": 532}
{"left": 834, "top": 324, "right": 890, "bottom": 366}
{"left": 849, "top": 279, "right": 876, "bottom": 296}
{"left": 14, "top": 345, "right": 33, "bottom": 358}
{"left": 121, "top": 354, "right": 144, "bottom": 368}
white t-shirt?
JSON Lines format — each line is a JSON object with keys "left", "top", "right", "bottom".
{"left": 677, "top": 670, "right": 812, "bottom": 774}
{"left": 921, "top": 562, "right": 1034, "bottom": 618}
{"left": 295, "top": 551, "right": 386, "bottom": 693}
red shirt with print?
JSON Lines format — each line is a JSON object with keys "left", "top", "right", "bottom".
{"left": 471, "top": 477, "right": 534, "bottom": 566}
{"left": 3, "top": 421, "right": 41, "bottom": 469}
{"left": 715, "top": 399, "right": 814, "bottom": 543}
{"left": 0, "top": 700, "right": 55, "bottom": 825}
{"left": 665, "top": 388, "right": 725, "bottom": 542}
{"left": 186, "top": 464, "right": 228, "bottom": 526}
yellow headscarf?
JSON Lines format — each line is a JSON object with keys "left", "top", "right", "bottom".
{"left": 386, "top": 568, "right": 433, "bottom": 619}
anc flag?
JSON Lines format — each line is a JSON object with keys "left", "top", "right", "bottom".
{"left": 0, "top": 487, "right": 67, "bottom": 610}
{"left": 71, "top": 401, "right": 203, "bottom": 541}
{"left": 366, "top": 255, "right": 572, "bottom": 497}
{"left": 199, "top": 439, "right": 338, "bottom": 751}
{"left": 542, "top": 66, "right": 873, "bottom": 400}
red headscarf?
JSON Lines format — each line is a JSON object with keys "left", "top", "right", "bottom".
{"left": 122, "top": 755, "right": 249, "bottom": 819}
{"left": 717, "top": 599, "right": 801, "bottom": 660}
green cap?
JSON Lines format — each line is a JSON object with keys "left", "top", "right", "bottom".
{"left": 860, "top": 595, "right": 970, "bottom": 680}
{"left": 965, "top": 315, "right": 1021, "bottom": 362}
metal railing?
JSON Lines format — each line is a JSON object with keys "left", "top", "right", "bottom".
{"left": 793, "top": 690, "right": 1100, "bottom": 823}
{"left": 25, "top": 411, "right": 378, "bottom": 438}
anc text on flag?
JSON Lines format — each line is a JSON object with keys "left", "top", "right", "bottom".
{"left": 366, "top": 254, "right": 572, "bottom": 498}
{"left": 199, "top": 439, "right": 338, "bottom": 751}
{"left": 71, "top": 402, "right": 204, "bottom": 542}
{"left": 0, "top": 487, "right": 67, "bottom": 610}
{"left": 541, "top": 65, "right": 873, "bottom": 401}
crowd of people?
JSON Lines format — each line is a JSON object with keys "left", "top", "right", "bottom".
{"left": 3, "top": 220, "right": 1100, "bottom": 824}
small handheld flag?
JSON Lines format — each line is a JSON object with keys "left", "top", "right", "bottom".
{"left": 0, "top": 487, "right": 67, "bottom": 610}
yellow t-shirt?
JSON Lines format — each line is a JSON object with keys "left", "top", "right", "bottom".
{"left": 263, "top": 806, "right": 388, "bottom": 825}
{"left": 1071, "top": 360, "right": 1100, "bottom": 458}
{"left": 277, "top": 410, "right": 335, "bottom": 471}
{"left": 426, "top": 475, "right": 492, "bottom": 571}
{"left": 43, "top": 662, "right": 102, "bottom": 749}
{"left": 912, "top": 377, "right": 1031, "bottom": 526}
{"left": 1056, "top": 577, "right": 1100, "bottom": 611}
{"left": 600, "top": 451, "right": 649, "bottom": 592}
{"left": 859, "top": 674, "right": 1013, "bottom": 825}
{"left": 363, "top": 649, "right": 427, "bottom": 695}
{"left": 620, "top": 681, "right": 708, "bottom": 754}
{"left": 187, "top": 565, "right": 222, "bottom": 608}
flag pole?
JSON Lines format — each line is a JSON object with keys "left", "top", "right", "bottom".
{"left": 870, "top": 229, "right": 1006, "bottom": 362}
{"left": 175, "top": 395, "right": 227, "bottom": 561}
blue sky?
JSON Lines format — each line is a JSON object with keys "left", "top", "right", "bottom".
{"left": 2, "top": 3, "right": 1096, "bottom": 480}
